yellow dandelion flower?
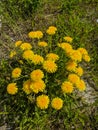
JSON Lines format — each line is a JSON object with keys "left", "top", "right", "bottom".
{"left": 12, "top": 68, "right": 22, "bottom": 78}
{"left": 22, "top": 50, "right": 34, "bottom": 60}
{"left": 78, "top": 48, "right": 88, "bottom": 56}
{"left": 20, "top": 43, "right": 32, "bottom": 51}
{"left": 23, "top": 79, "right": 32, "bottom": 94}
{"left": 15, "top": 40, "right": 22, "bottom": 47}
{"left": 66, "top": 60, "right": 77, "bottom": 72}
{"left": 61, "top": 81, "right": 74, "bottom": 93}
{"left": 30, "top": 80, "right": 46, "bottom": 93}
{"left": 75, "top": 66, "right": 83, "bottom": 76}
{"left": 36, "top": 31, "right": 43, "bottom": 39}
{"left": 68, "top": 73, "right": 80, "bottom": 85}
{"left": 70, "top": 50, "right": 82, "bottom": 62}
{"left": 7, "top": 83, "right": 18, "bottom": 95}
{"left": 30, "top": 69, "right": 44, "bottom": 81}
{"left": 38, "top": 41, "right": 48, "bottom": 47}
{"left": 76, "top": 80, "right": 86, "bottom": 91}
{"left": 9, "top": 51, "right": 16, "bottom": 58}
{"left": 46, "top": 26, "right": 57, "bottom": 35}
{"left": 64, "top": 36, "right": 73, "bottom": 43}
{"left": 36, "top": 95, "right": 50, "bottom": 109}
{"left": 59, "top": 43, "right": 73, "bottom": 55}
{"left": 28, "top": 31, "right": 36, "bottom": 38}
{"left": 83, "top": 54, "right": 90, "bottom": 62}
{"left": 28, "top": 31, "right": 43, "bottom": 39}
{"left": 31, "top": 54, "right": 44, "bottom": 65}
{"left": 51, "top": 97, "right": 63, "bottom": 110}
{"left": 43, "top": 60, "right": 57, "bottom": 73}
{"left": 46, "top": 53, "right": 59, "bottom": 61}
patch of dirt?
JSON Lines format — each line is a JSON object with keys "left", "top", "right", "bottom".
{"left": 79, "top": 80, "right": 98, "bottom": 104}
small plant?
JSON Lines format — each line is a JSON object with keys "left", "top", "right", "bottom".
{"left": 1, "top": 25, "right": 91, "bottom": 129}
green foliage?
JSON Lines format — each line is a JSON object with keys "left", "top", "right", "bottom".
{"left": 0, "top": 24, "right": 92, "bottom": 130}
{"left": 1, "top": 0, "right": 40, "bottom": 19}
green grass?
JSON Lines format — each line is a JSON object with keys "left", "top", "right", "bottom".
{"left": 0, "top": 0, "right": 98, "bottom": 130}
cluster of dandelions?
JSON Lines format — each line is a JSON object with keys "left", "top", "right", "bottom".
{"left": 7, "top": 26, "right": 90, "bottom": 110}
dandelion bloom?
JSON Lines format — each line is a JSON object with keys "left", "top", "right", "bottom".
{"left": 30, "top": 69, "right": 44, "bottom": 81}
{"left": 83, "top": 54, "right": 90, "bottom": 62}
{"left": 78, "top": 48, "right": 88, "bottom": 56}
{"left": 59, "top": 43, "right": 73, "bottom": 55}
{"left": 46, "top": 26, "right": 57, "bottom": 35}
{"left": 7, "top": 83, "right": 18, "bottom": 95}
{"left": 51, "top": 97, "right": 63, "bottom": 110}
{"left": 30, "top": 80, "right": 46, "bottom": 93}
{"left": 9, "top": 51, "right": 16, "bottom": 58}
{"left": 28, "top": 31, "right": 43, "bottom": 39}
{"left": 43, "top": 60, "right": 57, "bottom": 73}
{"left": 61, "top": 81, "right": 73, "bottom": 93}
{"left": 70, "top": 50, "right": 82, "bottom": 62}
{"left": 22, "top": 50, "right": 34, "bottom": 60}
{"left": 15, "top": 40, "right": 22, "bottom": 47}
{"left": 31, "top": 54, "right": 44, "bottom": 65}
{"left": 12, "top": 68, "right": 22, "bottom": 78}
{"left": 68, "top": 73, "right": 80, "bottom": 85}
{"left": 36, "top": 95, "right": 50, "bottom": 109}
{"left": 64, "top": 36, "right": 73, "bottom": 43}
{"left": 36, "top": 31, "right": 43, "bottom": 39}
{"left": 76, "top": 80, "right": 86, "bottom": 91}
{"left": 75, "top": 66, "right": 83, "bottom": 76}
{"left": 23, "top": 79, "right": 32, "bottom": 94}
{"left": 38, "top": 41, "right": 48, "bottom": 47}
{"left": 20, "top": 43, "right": 32, "bottom": 51}
{"left": 46, "top": 53, "right": 59, "bottom": 62}
{"left": 28, "top": 31, "right": 36, "bottom": 38}
{"left": 66, "top": 60, "right": 77, "bottom": 72}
